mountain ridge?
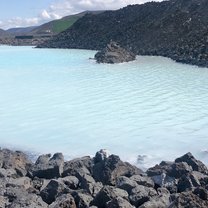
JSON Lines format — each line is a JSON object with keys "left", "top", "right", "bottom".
{"left": 0, "top": 11, "right": 105, "bottom": 46}
{"left": 0, "top": 10, "right": 105, "bottom": 37}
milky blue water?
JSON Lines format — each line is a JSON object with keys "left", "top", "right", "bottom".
{"left": 0, "top": 46, "right": 208, "bottom": 168}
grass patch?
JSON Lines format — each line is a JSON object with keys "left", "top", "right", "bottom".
{"left": 52, "top": 17, "right": 80, "bottom": 33}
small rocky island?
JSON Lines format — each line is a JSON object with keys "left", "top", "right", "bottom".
{"left": 1, "top": 148, "right": 208, "bottom": 207}
{"left": 94, "top": 41, "right": 136, "bottom": 64}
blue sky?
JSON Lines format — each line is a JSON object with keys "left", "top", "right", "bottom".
{"left": 0, "top": 0, "right": 162, "bottom": 29}
{"left": 0, "top": 0, "right": 52, "bottom": 19}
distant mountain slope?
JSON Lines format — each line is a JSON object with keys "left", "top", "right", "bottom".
{"left": 29, "top": 15, "right": 80, "bottom": 35}
{"left": 30, "top": 11, "right": 104, "bottom": 35}
{"left": 3, "top": 11, "right": 104, "bottom": 38}
{"left": 7, "top": 26, "right": 38, "bottom": 36}
{"left": 0, "top": 11, "right": 105, "bottom": 46}
{"left": 39, "top": 0, "right": 208, "bottom": 67}
{"left": 5, "top": 16, "right": 79, "bottom": 37}
{"left": 0, "top": 29, "right": 9, "bottom": 37}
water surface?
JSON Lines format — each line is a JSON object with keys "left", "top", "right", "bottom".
{"left": 0, "top": 46, "right": 208, "bottom": 168}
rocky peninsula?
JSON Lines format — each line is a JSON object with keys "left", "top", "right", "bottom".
{"left": 38, "top": 0, "right": 208, "bottom": 68}
{"left": 1, "top": 148, "right": 208, "bottom": 207}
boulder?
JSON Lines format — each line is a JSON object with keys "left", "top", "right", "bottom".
{"left": 32, "top": 177, "right": 47, "bottom": 191}
{"left": 106, "top": 197, "right": 135, "bottom": 208}
{"left": 40, "top": 179, "right": 70, "bottom": 204}
{"left": 94, "top": 149, "right": 110, "bottom": 163}
{"left": 171, "top": 191, "right": 208, "bottom": 208}
{"left": 59, "top": 176, "right": 79, "bottom": 190}
{"left": 175, "top": 152, "right": 208, "bottom": 175}
{"left": 147, "top": 161, "right": 192, "bottom": 179}
{"left": 94, "top": 41, "right": 136, "bottom": 64}
{"left": 147, "top": 162, "right": 172, "bottom": 177}
{"left": 168, "top": 162, "right": 193, "bottom": 178}
{"left": 78, "top": 173, "right": 103, "bottom": 196}
{"left": 0, "top": 149, "right": 32, "bottom": 177}
{"left": 0, "top": 178, "right": 7, "bottom": 195}
{"left": 62, "top": 156, "right": 93, "bottom": 177}
{"left": 49, "top": 193, "right": 76, "bottom": 208}
{"left": 129, "top": 185, "right": 157, "bottom": 207}
{"left": 116, "top": 176, "right": 138, "bottom": 194}
{"left": 91, "top": 185, "right": 129, "bottom": 208}
{"left": 193, "top": 171, "right": 208, "bottom": 188}
{"left": 0, "top": 195, "right": 8, "bottom": 208}
{"left": 72, "top": 191, "right": 93, "bottom": 208}
{"left": 0, "top": 168, "right": 18, "bottom": 178}
{"left": 130, "top": 175, "right": 154, "bottom": 188}
{"left": 4, "top": 186, "right": 48, "bottom": 208}
{"left": 139, "top": 188, "right": 170, "bottom": 208}
{"left": 28, "top": 153, "right": 64, "bottom": 179}
{"left": 177, "top": 172, "right": 201, "bottom": 193}
{"left": 151, "top": 173, "right": 176, "bottom": 190}
{"left": 6, "top": 176, "right": 32, "bottom": 190}
{"left": 193, "top": 187, "right": 208, "bottom": 201}
{"left": 93, "top": 154, "right": 143, "bottom": 185}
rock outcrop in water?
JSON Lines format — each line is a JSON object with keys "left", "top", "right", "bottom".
{"left": 1, "top": 148, "right": 208, "bottom": 207}
{"left": 38, "top": 0, "right": 208, "bottom": 68}
{"left": 94, "top": 41, "right": 136, "bottom": 64}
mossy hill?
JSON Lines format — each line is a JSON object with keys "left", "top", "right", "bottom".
{"left": 39, "top": 0, "right": 208, "bottom": 67}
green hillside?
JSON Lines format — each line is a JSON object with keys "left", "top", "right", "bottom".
{"left": 29, "top": 14, "right": 81, "bottom": 35}
{"left": 52, "top": 16, "right": 80, "bottom": 33}
{"left": 31, "top": 11, "right": 104, "bottom": 35}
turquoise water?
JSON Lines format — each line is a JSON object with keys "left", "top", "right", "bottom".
{"left": 1, "top": 45, "right": 208, "bottom": 168}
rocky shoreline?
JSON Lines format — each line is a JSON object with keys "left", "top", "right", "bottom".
{"left": 0, "top": 37, "right": 50, "bottom": 46}
{"left": 1, "top": 148, "right": 208, "bottom": 207}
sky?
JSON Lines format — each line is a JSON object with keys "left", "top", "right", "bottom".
{"left": 0, "top": 0, "right": 162, "bottom": 29}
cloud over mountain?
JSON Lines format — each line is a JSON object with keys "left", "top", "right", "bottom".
{"left": 0, "top": 0, "right": 162, "bottom": 29}
{"left": 0, "top": 17, "right": 39, "bottom": 29}
{"left": 47, "top": 0, "right": 162, "bottom": 17}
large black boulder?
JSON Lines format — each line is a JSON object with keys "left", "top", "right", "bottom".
{"left": 0, "top": 149, "right": 32, "bottom": 177}
{"left": 28, "top": 153, "right": 64, "bottom": 179}
{"left": 94, "top": 41, "right": 136, "bottom": 64}
{"left": 91, "top": 185, "right": 129, "bottom": 208}
{"left": 175, "top": 152, "right": 208, "bottom": 175}
{"left": 93, "top": 153, "right": 143, "bottom": 185}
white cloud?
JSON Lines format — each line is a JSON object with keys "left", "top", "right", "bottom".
{"left": 40, "top": 10, "right": 51, "bottom": 20}
{"left": 0, "top": 0, "right": 163, "bottom": 29}
{"left": 49, "top": 0, "right": 163, "bottom": 15}
{"left": 0, "top": 17, "right": 39, "bottom": 29}
{"left": 39, "top": 9, "right": 61, "bottom": 21}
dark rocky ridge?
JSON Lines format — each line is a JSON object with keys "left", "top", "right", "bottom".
{"left": 1, "top": 148, "right": 208, "bottom": 207}
{"left": 38, "top": 0, "right": 208, "bottom": 67}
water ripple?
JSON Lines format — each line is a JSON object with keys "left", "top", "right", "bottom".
{"left": 1, "top": 46, "right": 208, "bottom": 168}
